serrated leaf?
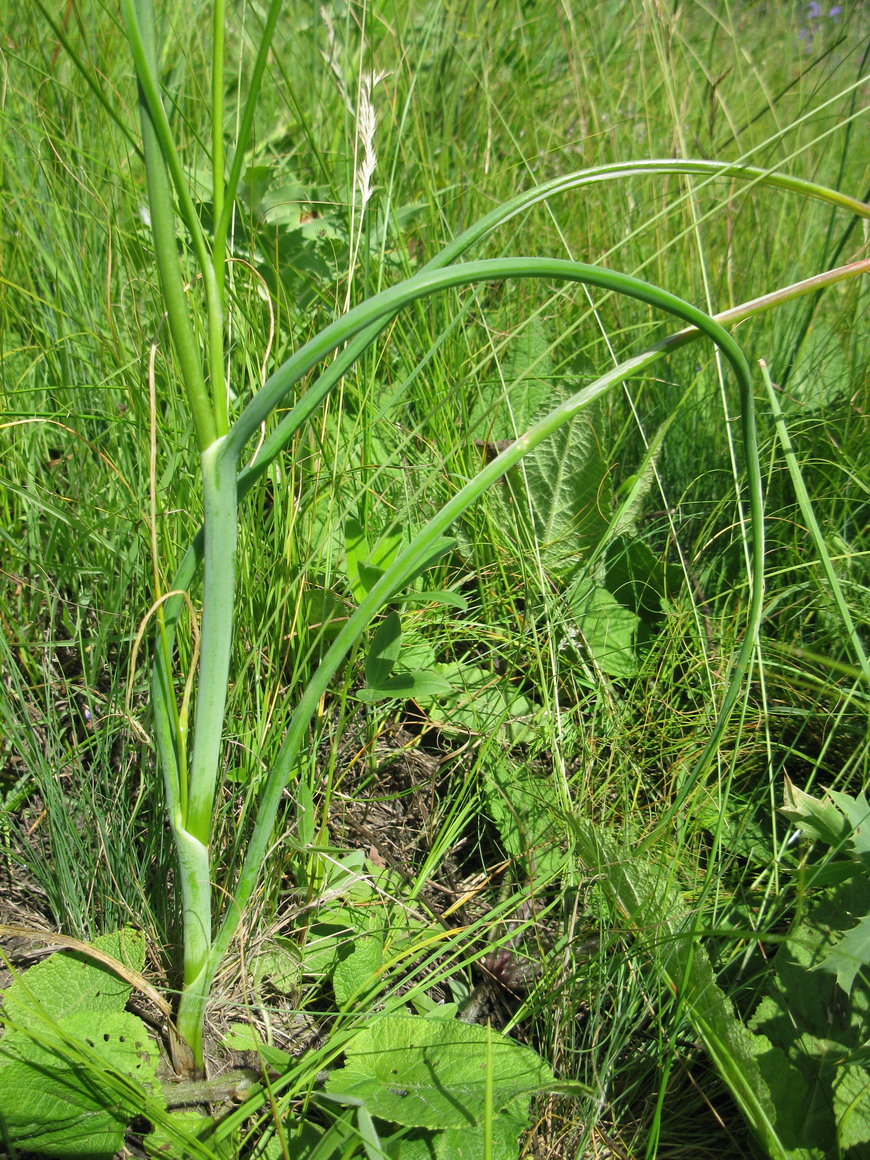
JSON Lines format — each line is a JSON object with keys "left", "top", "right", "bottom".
{"left": 815, "top": 915, "right": 870, "bottom": 994}
{"left": 468, "top": 314, "right": 554, "bottom": 439}
{"left": 744, "top": 1024, "right": 822, "bottom": 1157}
{"left": 509, "top": 414, "right": 612, "bottom": 579}
{"left": 482, "top": 757, "right": 565, "bottom": 882}
{"left": 780, "top": 776, "right": 852, "bottom": 849}
{"left": 0, "top": 1059, "right": 129, "bottom": 1159}
{"left": 383, "top": 1094, "right": 530, "bottom": 1160}
{"left": 252, "top": 943, "right": 302, "bottom": 996}
{"left": 325, "top": 1016, "right": 551, "bottom": 1130}
{"left": 1, "top": 927, "right": 143, "bottom": 1029}
{"left": 834, "top": 1063, "right": 870, "bottom": 1153}
{"left": 605, "top": 536, "right": 671, "bottom": 623}
{"left": 145, "top": 1110, "right": 237, "bottom": 1160}
{"left": 828, "top": 789, "right": 870, "bottom": 861}
{"left": 748, "top": 875, "right": 870, "bottom": 1156}
{"left": 333, "top": 933, "right": 383, "bottom": 1009}
{"left": 607, "top": 426, "right": 663, "bottom": 542}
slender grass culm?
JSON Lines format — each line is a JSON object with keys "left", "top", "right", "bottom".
{"left": 2, "top": 1, "right": 868, "bottom": 1156}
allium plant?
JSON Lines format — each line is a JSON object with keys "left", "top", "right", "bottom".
{"left": 115, "top": 0, "right": 870, "bottom": 1076}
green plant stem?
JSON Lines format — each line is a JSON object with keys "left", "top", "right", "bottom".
{"left": 222, "top": 257, "right": 751, "bottom": 460}
{"left": 171, "top": 821, "right": 211, "bottom": 1069}
{"left": 186, "top": 438, "right": 237, "bottom": 842}
{"left": 148, "top": 158, "right": 867, "bottom": 1065}
{"left": 156, "top": 170, "right": 868, "bottom": 637}
{"left": 212, "top": 0, "right": 285, "bottom": 282}
{"left": 165, "top": 257, "right": 758, "bottom": 1054}
{"left": 129, "top": 0, "right": 215, "bottom": 452}
{"left": 170, "top": 436, "right": 238, "bottom": 1066}
{"left": 432, "top": 160, "right": 870, "bottom": 267}
{"left": 153, "top": 250, "right": 870, "bottom": 1065}
{"left": 238, "top": 165, "right": 869, "bottom": 495}
{"left": 211, "top": 0, "right": 225, "bottom": 302}
{"left": 123, "top": 0, "right": 227, "bottom": 436}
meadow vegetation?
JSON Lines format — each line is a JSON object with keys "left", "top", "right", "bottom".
{"left": 0, "top": 1, "right": 869, "bottom": 1157}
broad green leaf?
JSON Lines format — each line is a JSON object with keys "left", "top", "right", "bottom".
{"left": 0, "top": 927, "right": 143, "bottom": 1029}
{"left": 354, "top": 530, "right": 405, "bottom": 600}
{"left": 239, "top": 163, "right": 275, "bottom": 216}
{"left": 605, "top": 536, "right": 675, "bottom": 623}
{"left": 325, "top": 1015, "right": 551, "bottom": 1130}
{"left": 252, "top": 942, "right": 303, "bottom": 996}
{"left": 394, "top": 1094, "right": 532, "bottom": 1160}
{"left": 434, "top": 1095, "right": 534, "bottom": 1160}
{"left": 467, "top": 314, "right": 611, "bottom": 578}
{"left": 333, "top": 931, "right": 384, "bottom": 1009}
{"left": 508, "top": 413, "right": 612, "bottom": 580}
{"left": 367, "top": 529, "right": 404, "bottom": 575}
{"left": 780, "top": 777, "right": 852, "bottom": 849}
{"left": 0, "top": 1057, "right": 130, "bottom": 1159}
{"left": 468, "top": 313, "right": 554, "bottom": 439}
{"left": 418, "top": 662, "right": 538, "bottom": 742}
{"left": 400, "top": 535, "right": 458, "bottom": 586}
{"left": 366, "top": 611, "right": 402, "bottom": 687}
{"left": 748, "top": 876, "right": 870, "bottom": 1157}
{"left": 573, "top": 585, "right": 639, "bottom": 678}
{"left": 747, "top": 1034, "right": 822, "bottom": 1158}
{"left": 358, "top": 670, "right": 454, "bottom": 702}
{"left": 816, "top": 915, "right": 870, "bottom": 994}
{"left": 834, "top": 1063, "right": 870, "bottom": 1154}
{"left": 482, "top": 757, "right": 566, "bottom": 883}
{"left": 395, "top": 641, "right": 438, "bottom": 671}
{"left": 299, "top": 917, "right": 357, "bottom": 977}
{"left": 145, "top": 1110, "right": 237, "bottom": 1160}
{"left": 828, "top": 789, "right": 870, "bottom": 861}
{"left": 345, "top": 518, "right": 371, "bottom": 602}
{"left": 0, "top": 929, "right": 162, "bottom": 1159}
{"left": 607, "top": 426, "right": 663, "bottom": 543}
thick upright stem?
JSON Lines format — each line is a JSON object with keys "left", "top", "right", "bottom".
{"left": 188, "top": 438, "right": 237, "bottom": 843}
{"left": 174, "top": 436, "right": 237, "bottom": 1073}
{"left": 172, "top": 825, "right": 211, "bottom": 1074}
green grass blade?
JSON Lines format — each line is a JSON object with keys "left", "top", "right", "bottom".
{"left": 762, "top": 360, "right": 870, "bottom": 682}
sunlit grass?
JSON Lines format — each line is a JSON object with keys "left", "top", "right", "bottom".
{"left": 1, "top": 0, "right": 868, "bottom": 1155}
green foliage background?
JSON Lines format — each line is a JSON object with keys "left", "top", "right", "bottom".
{"left": 1, "top": 0, "right": 868, "bottom": 1156}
